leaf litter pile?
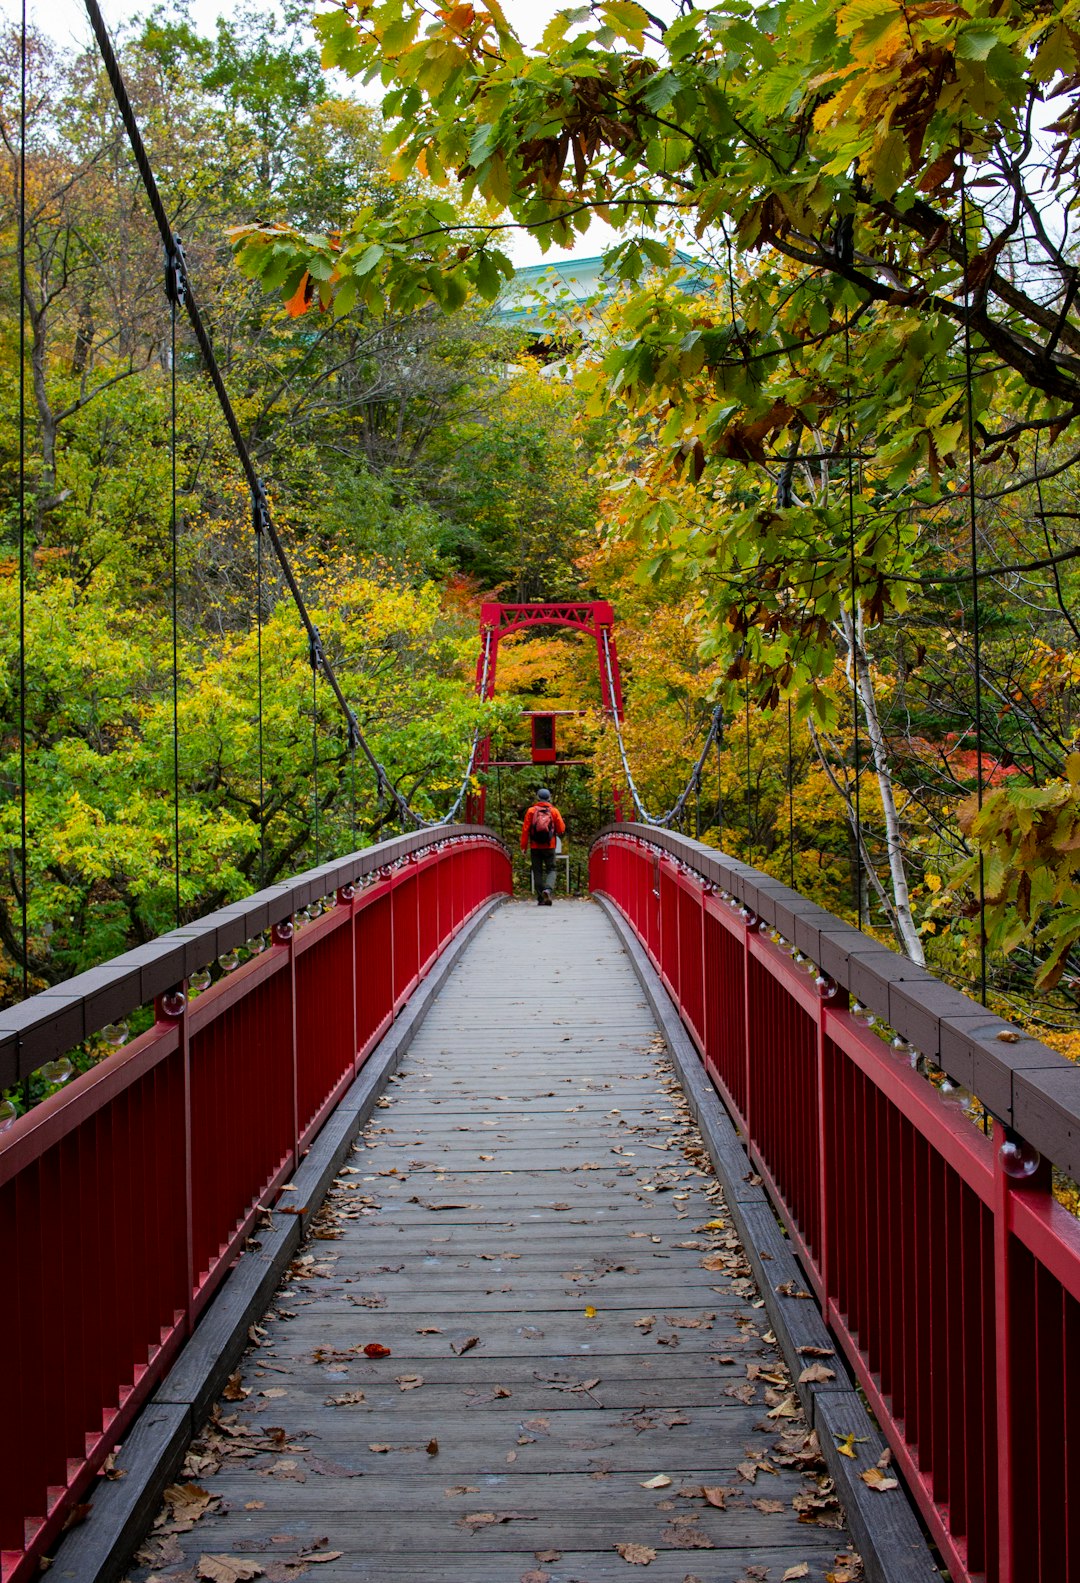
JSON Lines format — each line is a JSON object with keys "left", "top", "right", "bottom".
{"left": 119, "top": 903, "right": 863, "bottom": 1583}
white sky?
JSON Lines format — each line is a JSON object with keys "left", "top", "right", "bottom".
{"left": 2, "top": 0, "right": 621, "bottom": 263}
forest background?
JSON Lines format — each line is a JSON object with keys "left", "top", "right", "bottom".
{"left": 3, "top": 0, "right": 1080, "bottom": 1098}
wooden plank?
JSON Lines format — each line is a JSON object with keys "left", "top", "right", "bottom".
{"left": 120, "top": 900, "right": 859, "bottom": 1583}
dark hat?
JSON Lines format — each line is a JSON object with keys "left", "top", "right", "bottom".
{"left": 536, "top": 787, "right": 551, "bottom": 801}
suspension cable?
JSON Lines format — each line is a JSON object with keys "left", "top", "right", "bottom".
{"left": 599, "top": 629, "right": 723, "bottom": 830}
{"left": 845, "top": 316, "right": 864, "bottom": 930}
{"left": 166, "top": 250, "right": 183, "bottom": 926}
{"left": 84, "top": 0, "right": 482, "bottom": 836}
{"left": 17, "top": 0, "right": 29, "bottom": 1000}
{"left": 254, "top": 497, "right": 266, "bottom": 886}
{"left": 960, "top": 125, "right": 988, "bottom": 1005}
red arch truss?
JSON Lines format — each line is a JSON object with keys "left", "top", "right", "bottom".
{"left": 466, "top": 601, "right": 624, "bottom": 822}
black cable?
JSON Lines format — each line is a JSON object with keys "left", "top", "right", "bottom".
{"left": 716, "top": 727, "right": 723, "bottom": 849}
{"left": 254, "top": 496, "right": 266, "bottom": 886}
{"left": 744, "top": 670, "right": 753, "bottom": 866}
{"left": 310, "top": 631, "right": 320, "bottom": 866}
{"left": 787, "top": 698, "right": 795, "bottom": 888}
{"left": 17, "top": 0, "right": 29, "bottom": 1012}
{"left": 168, "top": 283, "right": 181, "bottom": 927}
{"left": 81, "top": 0, "right": 399, "bottom": 808}
{"left": 845, "top": 317, "right": 864, "bottom": 930}
{"left": 960, "top": 128, "right": 988, "bottom": 1005}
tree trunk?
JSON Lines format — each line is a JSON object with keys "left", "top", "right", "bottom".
{"left": 841, "top": 606, "right": 925, "bottom": 964}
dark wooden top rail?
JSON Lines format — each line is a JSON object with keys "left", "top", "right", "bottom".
{"left": 0, "top": 824, "right": 502, "bottom": 1089}
{"left": 598, "top": 824, "right": 1080, "bottom": 1181}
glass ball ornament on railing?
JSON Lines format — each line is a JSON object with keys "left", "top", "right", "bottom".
{"left": 0, "top": 1098, "right": 17, "bottom": 1132}
{"left": 218, "top": 950, "right": 240, "bottom": 974}
{"left": 758, "top": 920, "right": 770, "bottom": 935}
{"left": 161, "top": 988, "right": 186, "bottom": 1019}
{"left": 815, "top": 975, "right": 838, "bottom": 1000}
{"left": 189, "top": 967, "right": 212, "bottom": 995}
{"left": 102, "top": 1021, "right": 129, "bottom": 1048}
{"left": 273, "top": 919, "right": 294, "bottom": 945}
{"left": 1000, "top": 1130, "right": 1041, "bottom": 1180}
{"left": 851, "top": 1001, "right": 875, "bottom": 1026}
{"left": 39, "top": 1057, "right": 74, "bottom": 1087}
{"left": 246, "top": 934, "right": 267, "bottom": 957}
{"left": 338, "top": 883, "right": 356, "bottom": 904}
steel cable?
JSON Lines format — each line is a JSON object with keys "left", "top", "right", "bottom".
{"left": 17, "top": 0, "right": 29, "bottom": 1000}
{"left": 599, "top": 630, "right": 723, "bottom": 830}
{"left": 83, "top": 0, "right": 482, "bottom": 838}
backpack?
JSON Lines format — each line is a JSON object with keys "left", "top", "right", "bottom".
{"left": 531, "top": 804, "right": 557, "bottom": 844}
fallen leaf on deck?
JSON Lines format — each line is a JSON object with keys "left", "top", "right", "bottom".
{"left": 736, "top": 1461, "right": 758, "bottom": 1483}
{"left": 796, "top": 1345, "right": 834, "bottom": 1357}
{"left": 753, "top": 1498, "right": 785, "bottom": 1513}
{"left": 640, "top": 1474, "right": 671, "bottom": 1489}
{"left": 324, "top": 1391, "right": 366, "bottom": 1406}
{"left": 859, "top": 1468, "right": 899, "bottom": 1492}
{"left": 451, "top": 1335, "right": 480, "bottom": 1355}
{"left": 782, "top": 1566, "right": 810, "bottom": 1580}
{"left": 520, "top": 1573, "right": 549, "bottom": 1583}
{"left": 259, "top": 1388, "right": 287, "bottom": 1399}
{"left": 307, "top": 1456, "right": 363, "bottom": 1478}
{"left": 368, "top": 1444, "right": 393, "bottom": 1454}
{"left": 445, "top": 1485, "right": 479, "bottom": 1495}
{"left": 799, "top": 1363, "right": 836, "bottom": 1384}
{"left": 614, "top": 1542, "right": 657, "bottom": 1564}
{"left": 396, "top": 1375, "right": 424, "bottom": 1391}
{"left": 535, "top": 1550, "right": 561, "bottom": 1562}
{"left": 661, "top": 1524, "right": 714, "bottom": 1549}
{"left": 767, "top": 1394, "right": 800, "bottom": 1419}
{"left": 461, "top": 1511, "right": 537, "bottom": 1529}
{"left": 584, "top": 1305, "right": 597, "bottom": 1318}
{"left": 222, "top": 1374, "right": 249, "bottom": 1401}
{"left": 305, "top": 1553, "right": 345, "bottom": 1565}
{"left": 363, "top": 1344, "right": 392, "bottom": 1359}
{"left": 494, "top": 1385, "right": 513, "bottom": 1398}
{"left": 426, "top": 1439, "right": 440, "bottom": 1456}
{"left": 417, "top": 1326, "right": 443, "bottom": 1334}
{"left": 196, "top": 1558, "right": 263, "bottom": 1582}
{"left": 244, "top": 1502, "right": 265, "bottom": 1511}
{"left": 835, "top": 1432, "right": 867, "bottom": 1459}
{"left": 701, "top": 1486, "right": 727, "bottom": 1508}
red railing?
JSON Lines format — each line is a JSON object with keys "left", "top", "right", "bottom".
{"left": 0, "top": 828, "right": 511, "bottom": 1583}
{"left": 591, "top": 825, "right": 1080, "bottom": 1583}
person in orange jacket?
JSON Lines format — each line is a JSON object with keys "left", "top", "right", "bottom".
{"left": 520, "top": 788, "right": 565, "bottom": 906}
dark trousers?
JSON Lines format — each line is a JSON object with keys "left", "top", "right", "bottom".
{"left": 530, "top": 847, "right": 557, "bottom": 896}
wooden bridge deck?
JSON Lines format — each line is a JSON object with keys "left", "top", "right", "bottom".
{"left": 128, "top": 899, "right": 857, "bottom": 1583}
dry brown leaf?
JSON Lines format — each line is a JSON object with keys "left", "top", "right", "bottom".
{"left": 222, "top": 1374, "right": 249, "bottom": 1402}
{"left": 701, "top": 1486, "right": 727, "bottom": 1508}
{"left": 306, "top": 1555, "right": 344, "bottom": 1566}
{"left": 753, "top": 1498, "right": 785, "bottom": 1513}
{"left": 520, "top": 1573, "right": 549, "bottom": 1583}
{"left": 368, "top": 1444, "right": 393, "bottom": 1454}
{"left": 535, "top": 1551, "right": 561, "bottom": 1563}
{"left": 259, "top": 1388, "right": 287, "bottom": 1399}
{"left": 396, "top": 1375, "right": 424, "bottom": 1391}
{"left": 783, "top": 1567, "right": 810, "bottom": 1580}
{"left": 451, "top": 1335, "right": 480, "bottom": 1355}
{"left": 426, "top": 1439, "right": 440, "bottom": 1456}
{"left": 324, "top": 1391, "right": 366, "bottom": 1406}
{"left": 736, "top": 1461, "right": 758, "bottom": 1483}
{"left": 798, "top": 1363, "right": 836, "bottom": 1384}
{"left": 640, "top": 1474, "right": 672, "bottom": 1489}
{"left": 859, "top": 1468, "right": 899, "bottom": 1492}
{"left": 614, "top": 1542, "right": 657, "bottom": 1565}
{"left": 196, "top": 1558, "right": 263, "bottom": 1582}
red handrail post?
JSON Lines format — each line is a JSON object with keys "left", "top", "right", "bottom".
{"left": 992, "top": 1124, "right": 1051, "bottom": 1583}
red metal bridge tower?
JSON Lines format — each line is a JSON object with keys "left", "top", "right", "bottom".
{"left": 464, "top": 601, "right": 625, "bottom": 824}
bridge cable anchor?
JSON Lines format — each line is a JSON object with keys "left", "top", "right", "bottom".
{"left": 164, "top": 233, "right": 188, "bottom": 306}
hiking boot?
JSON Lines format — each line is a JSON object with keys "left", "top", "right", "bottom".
{"left": 542, "top": 889, "right": 553, "bottom": 906}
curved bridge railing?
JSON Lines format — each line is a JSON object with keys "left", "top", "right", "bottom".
{"left": 591, "top": 823, "right": 1080, "bottom": 1583}
{"left": 0, "top": 827, "right": 511, "bottom": 1581}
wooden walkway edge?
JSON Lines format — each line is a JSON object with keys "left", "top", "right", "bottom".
{"left": 58, "top": 896, "right": 941, "bottom": 1583}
